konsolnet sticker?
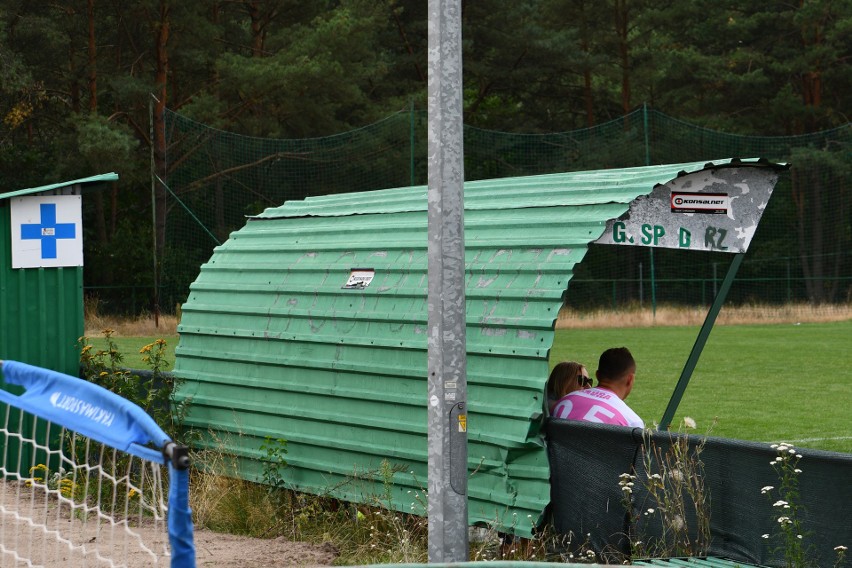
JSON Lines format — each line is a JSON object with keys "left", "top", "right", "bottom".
{"left": 671, "top": 192, "right": 729, "bottom": 214}
{"left": 343, "top": 268, "right": 375, "bottom": 289}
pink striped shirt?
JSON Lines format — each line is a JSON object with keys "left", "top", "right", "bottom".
{"left": 551, "top": 387, "right": 644, "bottom": 428}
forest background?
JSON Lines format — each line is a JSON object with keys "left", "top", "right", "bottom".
{"left": 0, "top": 0, "right": 849, "bottom": 314}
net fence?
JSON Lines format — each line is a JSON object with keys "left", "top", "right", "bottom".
{"left": 546, "top": 419, "right": 852, "bottom": 567}
{"left": 155, "top": 107, "right": 851, "bottom": 318}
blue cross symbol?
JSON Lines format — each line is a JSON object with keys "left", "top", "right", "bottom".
{"left": 20, "top": 203, "right": 77, "bottom": 259}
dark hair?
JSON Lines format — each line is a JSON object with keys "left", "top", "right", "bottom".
{"left": 597, "top": 347, "right": 636, "bottom": 381}
{"left": 546, "top": 361, "right": 586, "bottom": 400}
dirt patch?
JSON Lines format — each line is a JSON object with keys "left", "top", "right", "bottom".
{"left": 0, "top": 479, "right": 337, "bottom": 567}
{"left": 194, "top": 533, "right": 338, "bottom": 567}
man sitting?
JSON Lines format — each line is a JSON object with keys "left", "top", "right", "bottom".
{"left": 551, "top": 347, "right": 644, "bottom": 428}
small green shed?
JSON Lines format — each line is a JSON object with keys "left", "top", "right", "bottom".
{"left": 174, "top": 159, "right": 785, "bottom": 536}
{"left": 0, "top": 173, "right": 118, "bottom": 375}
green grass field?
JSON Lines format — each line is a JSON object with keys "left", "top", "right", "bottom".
{"left": 87, "top": 319, "right": 851, "bottom": 454}
{"left": 551, "top": 319, "right": 852, "bottom": 453}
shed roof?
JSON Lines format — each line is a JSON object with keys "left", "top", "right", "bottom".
{"left": 0, "top": 172, "right": 119, "bottom": 201}
{"left": 174, "top": 158, "right": 786, "bottom": 537}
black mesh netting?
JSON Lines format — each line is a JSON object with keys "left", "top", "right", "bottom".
{"left": 546, "top": 419, "right": 852, "bottom": 566}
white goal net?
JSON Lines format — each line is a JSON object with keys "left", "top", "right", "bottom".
{"left": 0, "top": 360, "right": 194, "bottom": 568}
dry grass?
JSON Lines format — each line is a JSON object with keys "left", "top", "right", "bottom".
{"left": 82, "top": 301, "right": 851, "bottom": 336}
{"left": 556, "top": 302, "right": 852, "bottom": 329}
{"left": 83, "top": 297, "right": 178, "bottom": 336}
{"left": 83, "top": 313, "right": 178, "bottom": 337}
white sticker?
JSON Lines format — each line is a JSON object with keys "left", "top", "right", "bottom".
{"left": 430, "top": 395, "right": 439, "bottom": 407}
{"left": 343, "top": 268, "right": 375, "bottom": 289}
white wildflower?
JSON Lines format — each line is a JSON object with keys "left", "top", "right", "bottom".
{"left": 797, "top": 535, "right": 803, "bottom": 539}
{"left": 796, "top": 454, "right": 802, "bottom": 459}
{"left": 672, "top": 515, "right": 685, "bottom": 530}
{"left": 777, "top": 445, "right": 789, "bottom": 452}
{"left": 778, "top": 516, "right": 792, "bottom": 525}
{"left": 770, "top": 444, "right": 779, "bottom": 449}
{"left": 762, "top": 534, "right": 770, "bottom": 539}
{"left": 647, "top": 508, "right": 655, "bottom": 514}
{"left": 788, "top": 448, "right": 796, "bottom": 454}
{"left": 773, "top": 500, "right": 788, "bottom": 508}
{"left": 761, "top": 485, "right": 774, "bottom": 494}
{"left": 683, "top": 416, "right": 696, "bottom": 429}
{"left": 835, "top": 546, "right": 848, "bottom": 551}
{"left": 794, "top": 469, "right": 802, "bottom": 474}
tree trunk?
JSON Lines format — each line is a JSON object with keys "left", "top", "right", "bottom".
{"left": 614, "top": 0, "right": 631, "bottom": 116}
{"left": 580, "top": 0, "right": 595, "bottom": 127}
{"left": 87, "top": 0, "right": 97, "bottom": 113}
{"left": 248, "top": 1, "right": 266, "bottom": 57}
{"left": 798, "top": 0, "right": 823, "bottom": 132}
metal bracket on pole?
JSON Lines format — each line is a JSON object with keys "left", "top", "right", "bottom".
{"left": 659, "top": 252, "right": 745, "bottom": 431}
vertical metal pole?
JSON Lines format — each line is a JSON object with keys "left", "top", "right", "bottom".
{"left": 786, "top": 259, "right": 791, "bottom": 302}
{"left": 410, "top": 98, "right": 416, "bottom": 187}
{"left": 643, "top": 104, "right": 655, "bottom": 320}
{"left": 149, "top": 94, "right": 160, "bottom": 327}
{"left": 427, "top": 0, "right": 468, "bottom": 563}
{"left": 659, "top": 253, "right": 745, "bottom": 430}
{"left": 650, "top": 248, "right": 657, "bottom": 318}
{"left": 712, "top": 262, "right": 718, "bottom": 298}
{"left": 642, "top": 102, "right": 651, "bottom": 167}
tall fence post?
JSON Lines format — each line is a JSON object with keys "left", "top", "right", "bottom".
{"left": 149, "top": 94, "right": 160, "bottom": 328}
{"left": 643, "top": 103, "right": 657, "bottom": 319}
{"left": 410, "top": 98, "right": 416, "bottom": 187}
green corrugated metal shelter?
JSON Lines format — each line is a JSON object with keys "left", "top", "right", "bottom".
{"left": 174, "top": 159, "right": 785, "bottom": 537}
{"left": 0, "top": 173, "right": 118, "bottom": 375}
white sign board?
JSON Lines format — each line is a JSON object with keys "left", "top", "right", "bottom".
{"left": 10, "top": 195, "right": 83, "bottom": 268}
{"left": 594, "top": 167, "right": 779, "bottom": 254}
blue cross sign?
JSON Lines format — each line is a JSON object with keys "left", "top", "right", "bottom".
{"left": 10, "top": 195, "right": 83, "bottom": 269}
{"left": 20, "top": 203, "right": 77, "bottom": 259}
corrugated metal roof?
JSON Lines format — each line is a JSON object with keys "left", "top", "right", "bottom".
{"left": 174, "top": 158, "right": 785, "bottom": 537}
{"left": 0, "top": 172, "right": 119, "bottom": 201}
